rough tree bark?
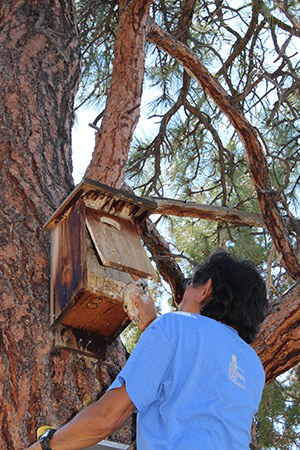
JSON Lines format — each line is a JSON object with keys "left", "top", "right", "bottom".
{"left": 253, "top": 282, "right": 300, "bottom": 383}
{"left": 150, "top": 198, "right": 265, "bottom": 228}
{"left": 85, "top": 0, "right": 153, "bottom": 186}
{"left": 0, "top": 1, "right": 132, "bottom": 448}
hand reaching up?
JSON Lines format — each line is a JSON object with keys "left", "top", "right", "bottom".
{"left": 123, "top": 280, "right": 157, "bottom": 331}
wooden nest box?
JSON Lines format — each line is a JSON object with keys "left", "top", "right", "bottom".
{"left": 44, "top": 179, "right": 156, "bottom": 359}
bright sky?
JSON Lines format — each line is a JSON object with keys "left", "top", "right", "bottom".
{"left": 72, "top": 108, "right": 97, "bottom": 184}
{"left": 72, "top": 84, "right": 160, "bottom": 185}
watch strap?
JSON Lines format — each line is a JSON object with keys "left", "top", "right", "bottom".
{"left": 39, "top": 428, "right": 56, "bottom": 450}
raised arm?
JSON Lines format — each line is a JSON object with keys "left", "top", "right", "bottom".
{"left": 22, "top": 384, "right": 135, "bottom": 450}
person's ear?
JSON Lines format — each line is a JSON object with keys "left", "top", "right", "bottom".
{"left": 203, "top": 278, "right": 213, "bottom": 299}
{"left": 195, "top": 278, "right": 213, "bottom": 303}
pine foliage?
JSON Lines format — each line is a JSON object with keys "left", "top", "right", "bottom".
{"left": 256, "top": 366, "right": 300, "bottom": 450}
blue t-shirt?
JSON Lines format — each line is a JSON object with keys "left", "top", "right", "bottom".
{"left": 109, "top": 312, "right": 265, "bottom": 449}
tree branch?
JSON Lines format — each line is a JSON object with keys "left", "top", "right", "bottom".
{"left": 263, "top": 6, "right": 300, "bottom": 37}
{"left": 141, "top": 219, "right": 185, "bottom": 307}
{"left": 216, "top": 0, "right": 260, "bottom": 78}
{"left": 183, "top": 101, "right": 228, "bottom": 205}
{"left": 147, "top": 19, "right": 300, "bottom": 280}
{"left": 147, "top": 197, "right": 265, "bottom": 228}
{"left": 275, "top": 0, "right": 300, "bottom": 32}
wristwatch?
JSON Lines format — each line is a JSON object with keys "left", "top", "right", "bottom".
{"left": 38, "top": 428, "right": 56, "bottom": 450}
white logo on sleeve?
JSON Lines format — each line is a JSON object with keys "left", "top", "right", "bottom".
{"left": 228, "top": 354, "right": 246, "bottom": 389}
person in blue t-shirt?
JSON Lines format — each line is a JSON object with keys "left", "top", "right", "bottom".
{"left": 24, "top": 251, "right": 268, "bottom": 450}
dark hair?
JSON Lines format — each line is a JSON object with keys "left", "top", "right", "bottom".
{"left": 192, "top": 251, "right": 268, "bottom": 344}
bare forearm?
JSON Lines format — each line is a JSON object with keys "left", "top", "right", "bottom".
{"left": 51, "top": 401, "right": 118, "bottom": 449}
{"left": 24, "top": 386, "right": 135, "bottom": 450}
{"left": 25, "top": 401, "right": 116, "bottom": 450}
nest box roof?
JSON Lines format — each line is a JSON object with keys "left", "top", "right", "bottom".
{"left": 44, "top": 179, "right": 157, "bottom": 231}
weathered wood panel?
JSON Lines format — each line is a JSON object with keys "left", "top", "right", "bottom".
{"left": 86, "top": 208, "right": 156, "bottom": 278}
{"left": 49, "top": 222, "right": 135, "bottom": 352}
{"left": 44, "top": 179, "right": 157, "bottom": 230}
{"left": 50, "top": 199, "right": 87, "bottom": 325}
{"left": 86, "top": 232, "right": 133, "bottom": 285}
{"left": 59, "top": 289, "right": 129, "bottom": 338}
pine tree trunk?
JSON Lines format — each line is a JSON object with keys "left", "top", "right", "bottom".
{"left": 0, "top": 2, "right": 131, "bottom": 448}
{"left": 85, "top": 0, "right": 153, "bottom": 185}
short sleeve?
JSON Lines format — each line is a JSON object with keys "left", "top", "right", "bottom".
{"left": 108, "top": 317, "right": 174, "bottom": 412}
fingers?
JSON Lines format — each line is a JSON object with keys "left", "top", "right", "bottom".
{"left": 130, "top": 290, "right": 150, "bottom": 305}
{"left": 123, "top": 280, "right": 157, "bottom": 331}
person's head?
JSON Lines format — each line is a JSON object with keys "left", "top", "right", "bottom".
{"left": 181, "top": 251, "right": 268, "bottom": 343}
